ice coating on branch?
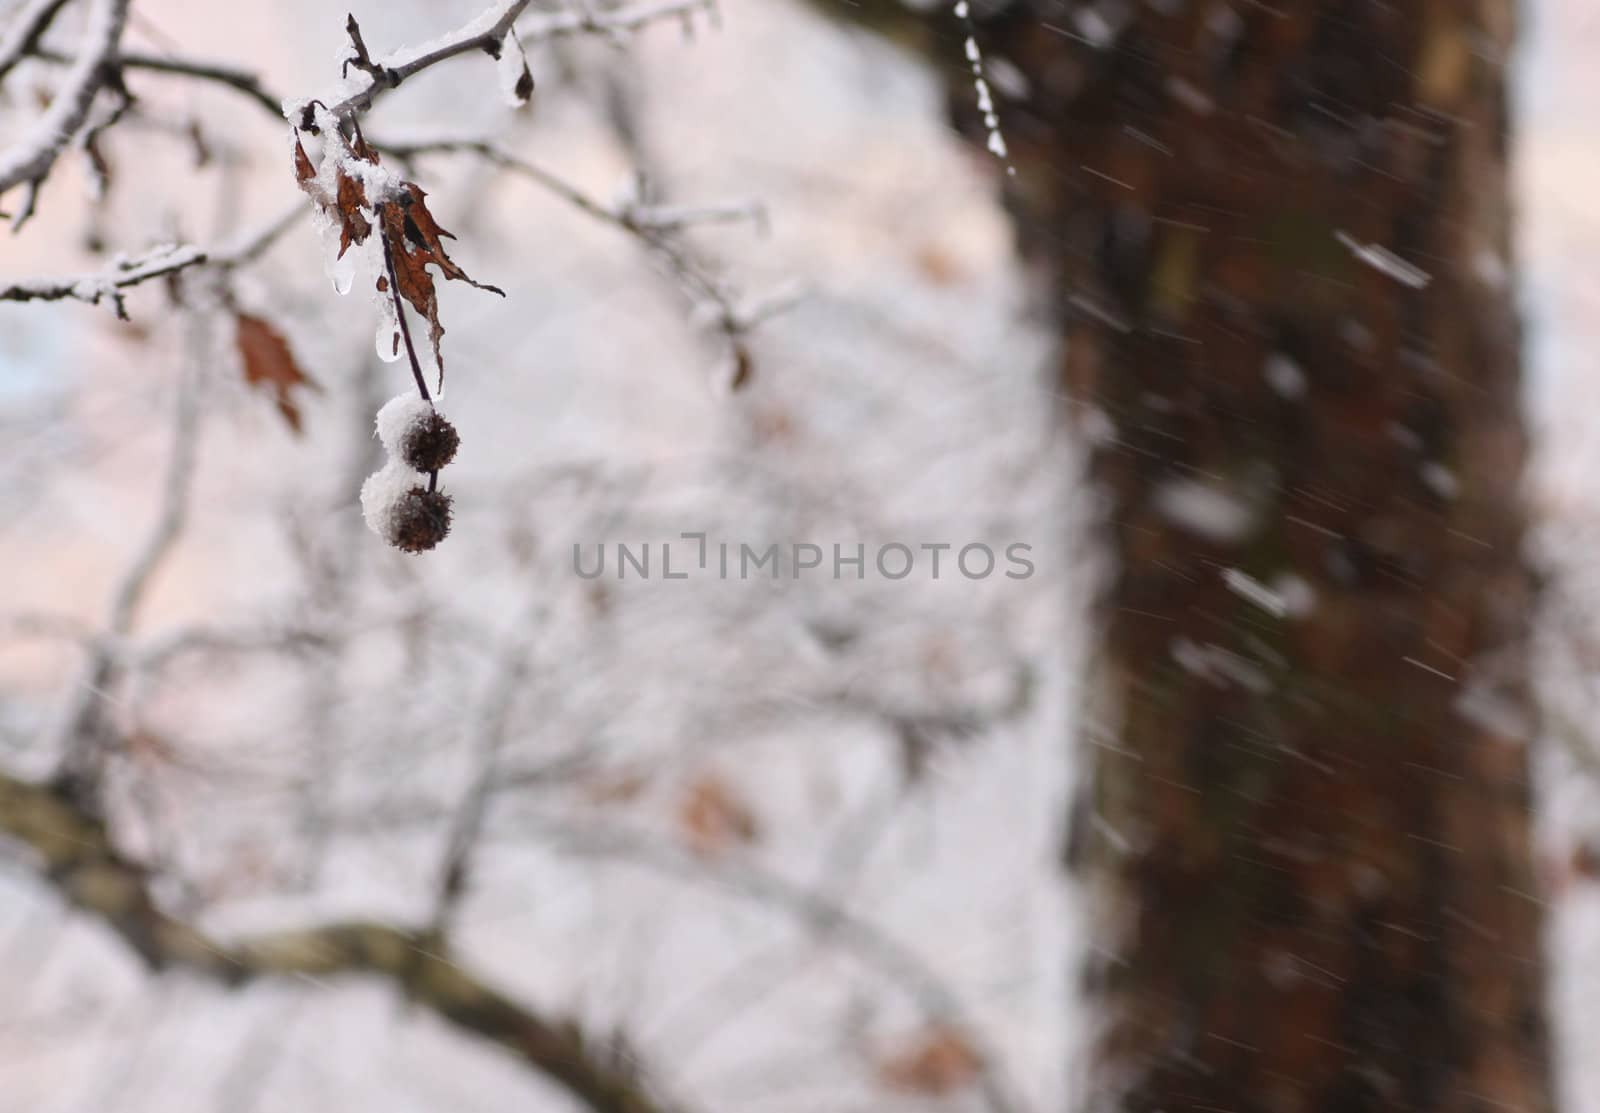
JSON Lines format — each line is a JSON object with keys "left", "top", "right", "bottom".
{"left": 292, "top": 105, "right": 404, "bottom": 298}
{"left": 375, "top": 393, "right": 437, "bottom": 451}
{"left": 361, "top": 459, "right": 427, "bottom": 541}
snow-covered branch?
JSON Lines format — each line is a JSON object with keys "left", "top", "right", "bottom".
{"left": 310, "top": 0, "right": 716, "bottom": 123}
{"left": 0, "top": 201, "right": 302, "bottom": 318}
{"left": 0, "top": 0, "right": 130, "bottom": 229}
{"left": 0, "top": 244, "right": 205, "bottom": 318}
{"left": 0, "top": 0, "right": 73, "bottom": 83}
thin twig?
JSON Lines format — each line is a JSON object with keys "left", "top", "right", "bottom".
{"left": 0, "top": 0, "right": 74, "bottom": 83}
{"left": 428, "top": 604, "right": 543, "bottom": 934}
{"left": 52, "top": 308, "right": 206, "bottom": 795}
{"left": 378, "top": 215, "right": 431, "bottom": 403}
{"left": 112, "top": 50, "right": 282, "bottom": 118}
{"left": 0, "top": 0, "right": 130, "bottom": 229}
{"left": 519, "top": 816, "right": 1027, "bottom": 1113}
{"left": 317, "top": 0, "right": 716, "bottom": 123}
{"left": 379, "top": 138, "right": 785, "bottom": 378}
{"left": 30, "top": 45, "right": 287, "bottom": 120}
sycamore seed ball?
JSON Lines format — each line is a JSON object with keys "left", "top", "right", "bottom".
{"left": 365, "top": 394, "right": 460, "bottom": 552}
{"left": 390, "top": 486, "right": 454, "bottom": 553}
{"left": 399, "top": 409, "right": 460, "bottom": 472}
{"left": 361, "top": 461, "right": 452, "bottom": 552}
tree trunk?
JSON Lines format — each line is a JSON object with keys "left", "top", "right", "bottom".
{"left": 840, "top": 0, "right": 1557, "bottom": 1109}
{"left": 1000, "top": 2, "right": 1552, "bottom": 1110}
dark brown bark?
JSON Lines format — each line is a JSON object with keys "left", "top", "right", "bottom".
{"left": 1011, "top": 2, "right": 1550, "bottom": 1110}
{"left": 834, "top": 0, "right": 1555, "bottom": 1110}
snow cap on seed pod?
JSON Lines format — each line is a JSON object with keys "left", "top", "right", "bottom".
{"left": 374, "top": 392, "right": 459, "bottom": 473}
{"left": 375, "top": 393, "right": 437, "bottom": 452}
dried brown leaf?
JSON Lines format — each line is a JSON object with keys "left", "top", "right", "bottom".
{"left": 335, "top": 170, "right": 371, "bottom": 258}
{"left": 350, "top": 130, "right": 381, "bottom": 165}
{"left": 292, "top": 137, "right": 315, "bottom": 188}
{"left": 379, "top": 185, "right": 503, "bottom": 389}
{"left": 396, "top": 183, "right": 500, "bottom": 294}
{"left": 295, "top": 134, "right": 374, "bottom": 260}
{"left": 877, "top": 1026, "right": 983, "bottom": 1095}
{"left": 236, "top": 314, "right": 319, "bottom": 434}
{"left": 679, "top": 774, "right": 760, "bottom": 855}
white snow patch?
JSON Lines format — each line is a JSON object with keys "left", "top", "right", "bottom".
{"left": 1387, "top": 422, "right": 1423, "bottom": 450}
{"left": 1339, "top": 317, "right": 1376, "bottom": 352}
{"left": 1335, "top": 230, "right": 1433, "bottom": 289}
{"left": 1421, "top": 461, "right": 1460, "bottom": 500}
{"left": 1269, "top": 572, "right": 1317, "bottom": 618}
{"left": 360, "top": 459, "right": 426, "bottom": 542}
{"left": 1222, "top": 567, "right": 1289, "bottom": 618}
{"left": 1165, "top": 75, "right": 1215, "bottom": 115}
{"left": 1170, "top": 636, "right": 1272, "bottom": 692}
{"left": 1153, "top": 478, "right": 1255, "bottom": 543}
{"left": 375, "top": 393, "right": 436, "bottom": 451}
{"left": 1473, "top": 248, "right": 1509, "bottom": 290}
{"left": 1264, "top": 353, "right": 1307, "bottom": 399}
{"left": 1080, "top": 406, "right": 1117, "bottom": 446}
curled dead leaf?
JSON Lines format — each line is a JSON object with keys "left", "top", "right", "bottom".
{"left": 379, "top": 186, "right": 503, "bottom": 390}
{"left": 293, "top": 133, "right": 374, "bottom": 260}
{"left": 335, "top": 172, "right": 371, "bottom": 258}
{"left": 292, "top": 137, "right": 315, "bottom": 188}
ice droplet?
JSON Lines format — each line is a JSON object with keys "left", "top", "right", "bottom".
{"left": 374, "top": 295, "right": 402, "bottom": 363}
{"left": 326, "top": 246, "right": 356, "bottom": 295}
{"left": 376, "top": 324, "right": 402, "bottom": 362}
